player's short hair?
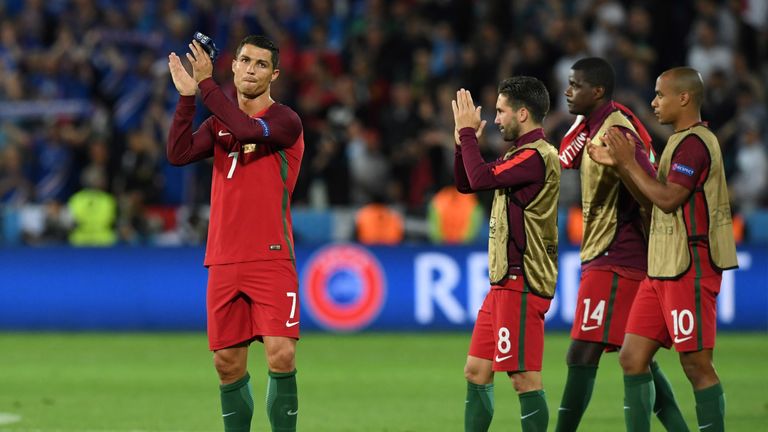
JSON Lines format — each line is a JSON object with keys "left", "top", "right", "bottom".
{"left": 236, "top": 35, "right": 280, "bottom": 69}
{"left": 663, "top": 67, "right": 704, "bottom": 107}
{"left": 571, "top": 57, "right": 615, "bottom": 99}
{"left": 497, "top": 76, "right": 550, "bottom": 123}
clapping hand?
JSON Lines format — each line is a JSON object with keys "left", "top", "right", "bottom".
{"left": 168, "top": 52, "right": 196, "bottom": 96}
{"left": 587, "top": 127, "right": 635, "bottom": 168}
{"left": 186, "top": 40, "right": 213, "bottom": 83}
{"left": 168, "top": 40, "right": 215, "bottom": 96}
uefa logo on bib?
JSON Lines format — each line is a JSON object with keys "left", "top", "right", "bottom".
{"left": 301, "top": 244, "right": 387, "bottom": 331}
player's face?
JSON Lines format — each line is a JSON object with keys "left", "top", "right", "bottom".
{"left": 564, "top": 69, "right": 598, "bottom": 116}
{"left": 232, "top": 44, "right": 280, "bottom": 99}
{"left": 651, "top": 74, "right": 678, "bottom": 125}
{"left": 495, "top": 94, "right": 521, "bottom": 141}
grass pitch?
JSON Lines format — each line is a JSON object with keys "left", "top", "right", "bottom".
{"left": 0, "top": 332, "right": 766, "bottom": 431}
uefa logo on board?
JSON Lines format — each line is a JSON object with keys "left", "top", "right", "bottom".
{"left": 301, "top": 243, "right": 387, "bottom": 331}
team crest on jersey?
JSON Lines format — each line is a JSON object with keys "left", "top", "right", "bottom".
{"left": 243, "top": 144, "right": 256, "bottom": 154}
{"left": 301, "top": 244, "right": 386, "bottom": 331}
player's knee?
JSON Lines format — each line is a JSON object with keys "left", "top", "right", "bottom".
{"left": 213, "top": 352, "right": 247, "bottom": 383}
{"left": 267, "top": 344, "right": 296, "bottom": 373}
{"left": 566, "top": 340, "right": 603, "bottom": 366}
{"left": 509, "top": 372, "right": 542, "bottom": 394}
{"left": 618, "top": 347, "right": 646, "bottom": 375}
{"left": 464, "top": 362, "right": 492, "bottom": 384}
{"left": 679, "top": 355, "right": 717, "bottom": 387}
{"left": 463, "top": 363, "right": 478, "bottom": 382}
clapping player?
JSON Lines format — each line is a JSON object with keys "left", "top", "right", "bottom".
{"left": 588, "top": 67, "right": 738, "bottom": 432}
{"left": 167, "top": 35, "right": 304, "bottom": 432}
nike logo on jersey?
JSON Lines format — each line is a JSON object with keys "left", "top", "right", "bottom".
{"left": 580, "top": 324, "right": 600, "bottom": 331}
{"left": 494, "top": 354, "right": 514, "bottom": 362}
{"left": 698, "top": 423, "right": 713, "bottom": 430}
{"left": 287, "top": 409, "right": 298, "bottom": 416}
{"left": 674, "top": 335, "right": 693, "bottom": 343}
{"left": 520, "top": 409, "right": 540, "bottom": 420}
{"left": 286, "top": 320, "right": 300, "bottom": 328}
{"left": 218, "top": 130, "right": 231, "bottom": 136}
{"left": 222, "top": 412, "right": 236, "bottom": 417}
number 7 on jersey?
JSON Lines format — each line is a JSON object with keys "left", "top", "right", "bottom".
{"left": 227, "top": 151, "right": 239, "bottom": 179}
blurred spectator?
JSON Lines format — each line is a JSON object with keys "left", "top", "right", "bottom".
{"left": 553, "top": 24, "right": 589, "bottom": 112}
{"left": 687, "top": 19, "right": 734, "bottom": 82}
{"left": 694, "top": 0, "right": 740, "bottom": 48}
{"left": 587, "top": 0, "right": 625, "bottom": 59}
{"left": 347, "top": 120, "right": 391, "bottom": 205}
{"left": 355, "top": 201, "right": 404, "bottom": 245}
{"left": 0, "top": 144, "right": 33, "bottom": 205}
{"left": 309, "top": 130, "right": 350, "bottom": 206}
{"left": 728, "top": 117, "right": 767, "bottom": 215}
{"left": 427, "top": 185, "right": 483, "bottom": 244}
{"left": 19, "top": 200, "right": 70, "bottom": 246}
{"left": 115, "top": 130, "right": 162, "bottom": 204}
{"left": 701, "top": 69, "right": 737, "bottom": 132}
{"left": 67, "top": 165, "right": 117, "bottom": 246}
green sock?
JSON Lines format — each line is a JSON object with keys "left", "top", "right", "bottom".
{"left": 624, "top": 373, "right": 655, "bottom": 432}
{"left": 694, "top": 383, "right": 725, "bottom": 432}
{"left": 519, "top": 390, "right": 549, "bottom": 432}
{"left": 465, "top": 382, "right": 494, "bottom": 432}
{"left": 554, "top": 365, "right": 598, "bottom": 432}
{"left": 266, "top": 369, "right": 298, "bottom": 432}
{"left": 650, "top": 361, "right": 689, "bottom": 431}
{"left": 220, "top": 373, "right": 254, "bottom": 432}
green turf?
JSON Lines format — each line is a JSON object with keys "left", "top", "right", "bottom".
{"left": 0, "top": 332, "right": 766, "bottom": 431}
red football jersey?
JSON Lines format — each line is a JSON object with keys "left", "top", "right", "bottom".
{"left": 168, "top": 79, "right": 304, "bottom": 266}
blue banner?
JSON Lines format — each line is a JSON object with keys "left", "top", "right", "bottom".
{"left": 1, "top": 245, "right": 766, "bottom": 331}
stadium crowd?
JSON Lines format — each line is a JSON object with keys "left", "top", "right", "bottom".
{"left": 0, "top": 0, "right": 766, "bottom": 246}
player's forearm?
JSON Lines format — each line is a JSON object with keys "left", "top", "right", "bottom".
{"left": 454, "top": 147, "right": 474, "bottom": 193}
{"left": 198, "top": 78, "right": 256, "bottom": 135}
{"left": 167, "top": 96, "right": 212, "bottom": 165}
{"left": 459, "top": 128, "right": 500, "bottom": 191}
{"left": 198, "top": 78, "right": 292, "bottom": 147}
{"left": 617, "top": 161, "right": 678, "bottom": 213}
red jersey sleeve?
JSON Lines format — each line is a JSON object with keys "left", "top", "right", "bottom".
{"left": 458, "top": 128, "right": 544, "bottom": 191}
{"left": 666, "top": 135, "right": 710, "bottom": 191}
{"left": 454, "top": 144, "right": 473, "bottom": 193}
{"left": 199, "top": 78, "right": 301, "bottom": 148}
{"left": 167, "top": 95, "right": 216, "bottom": 165}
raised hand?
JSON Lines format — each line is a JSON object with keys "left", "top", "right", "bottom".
{"left": 168, "top": 52, "right": 197, "bottom": 96}
{"left": 587, "top": 127, "right": 637, "bottom": 168}
{"left": 452, "top": 89, "right": 486, "bottom": 145}
{"left": 187, "top": 40, "right": 213, "bottom": 83}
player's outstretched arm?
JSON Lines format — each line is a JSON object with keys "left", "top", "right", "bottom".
{"left": 168, "top": 53, "right": 197, "bottom": 96}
